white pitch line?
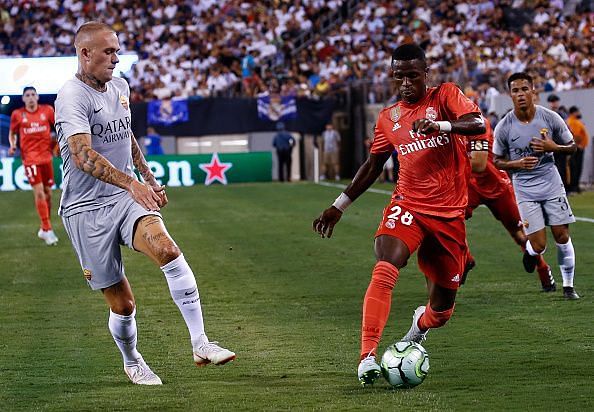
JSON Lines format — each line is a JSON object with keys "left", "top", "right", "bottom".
{"left": 316, "top": 181, "right": 594, "bottom": 223}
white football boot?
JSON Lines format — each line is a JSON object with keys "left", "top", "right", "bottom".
{"left": 400, "top": 306, "right": 429, "bottom": 343}
{"left": 193, "top": 341, "right": 236, "bottom": 366}
{"left": 38, "top": 229, "right": 59, "bottom": 246}
{"left": 124, "top": 357, "right": 162, "bottom": 385}
{"left": 357, "top": 353, "right": 382, "bottom": 386}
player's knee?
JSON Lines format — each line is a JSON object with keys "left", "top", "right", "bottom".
{"left": 553, "top": 232, "right": 569, "bottom": 244}
{"left": 111, "top": 299, "right": 135, "bottom": 316}
{"left": 33, "top": 190, "right": 45, "bottom": 202}
{"left": 158, "top": 243, "right": 182, "bottom": 265}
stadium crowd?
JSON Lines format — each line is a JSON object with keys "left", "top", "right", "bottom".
{"left": 0, "top": 0, "right": 592, "bottom": 105}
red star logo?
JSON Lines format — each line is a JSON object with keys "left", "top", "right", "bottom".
{"left": 199, "top": 152, "right": 233, "bottom": 185}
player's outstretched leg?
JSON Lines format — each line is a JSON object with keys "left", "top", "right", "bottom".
{"left": 358, "top": 261, "right": 399, "bottom": 385}
{"left": 160, "top": 254, "right": 236, "bottom": 366}
{"left": 108, "top": 308, "right": 162, "bottom": 385}
{"left": 401, "top": 304, "right": 455, "bottom": 343}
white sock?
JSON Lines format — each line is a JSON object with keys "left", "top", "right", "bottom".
{"left": 556, "top": 238, "right": 575, "bottom": 287}
{"left": 161, "top": 254, "right": 208, "bottom": 348}
{"left": 525, "top": 239, "right": 544, "bottom": 256}
{"left": 108, "top": 308, "right": 141, "bottom": 367}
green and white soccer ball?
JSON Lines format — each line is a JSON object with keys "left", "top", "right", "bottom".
{"left": 380, "top": 341, "right": 430, "bottom": 388}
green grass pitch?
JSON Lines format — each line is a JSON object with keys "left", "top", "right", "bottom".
{"left": 1, "top": 183, "right": 593, "bottom": 411}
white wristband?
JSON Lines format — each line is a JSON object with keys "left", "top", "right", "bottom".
{"left": 332, "top": 193, "right": 352, "bottom": 212}
{"left": 436, "top": 121, "right": 452, "bottom": 132}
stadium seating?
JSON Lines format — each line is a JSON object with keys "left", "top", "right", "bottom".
{"left": 0, "top": 0, "right": 591, "bottom": 104}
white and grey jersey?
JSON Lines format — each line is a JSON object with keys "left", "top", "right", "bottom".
{"left": 55, "top": 76, "right": 134, "bottom": 217}
{"left": 493, "top": 105, "right": 574, "bottom": 202}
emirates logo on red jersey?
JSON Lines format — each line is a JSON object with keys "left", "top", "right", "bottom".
{"left": 398, "top": 131, "right": 451, "bottom": 156}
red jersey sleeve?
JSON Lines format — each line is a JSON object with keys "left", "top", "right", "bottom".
{"left": 47, "top": 105, "right": 56, "bottom": 128}
{"left": 10, "top": 109, "right": 20, "bottom": 133}
{"left": 370, "top": 110, "right": 394, "bottom": 154}
{"left": 440, "top": 83, "right": 480, "bottom": 120}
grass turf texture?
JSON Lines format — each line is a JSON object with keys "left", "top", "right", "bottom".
{"left": 1, "top": 183, "right": 593, "bottom": 411}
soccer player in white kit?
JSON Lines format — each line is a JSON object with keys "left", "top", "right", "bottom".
{"left": 55, "top": 21, "right": 235, "bottom": 385}
{"left": 493, "top": 72, "right": 579, "bottom": 300}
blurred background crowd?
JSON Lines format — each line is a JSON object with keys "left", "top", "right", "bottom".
{"left": 0, "top": 0, "right": 592, "bottom": 111}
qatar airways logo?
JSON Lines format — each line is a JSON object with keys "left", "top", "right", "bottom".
{"left": 91, "top": 116, "right": 132, "bottom": 144}
{"left": 398, "top": 130, "right": 451, "bottom": 156}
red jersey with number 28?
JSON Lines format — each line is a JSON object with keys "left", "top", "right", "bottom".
{"left": 467, "top": 117, "right": 512, "bottom": 200}
{"left": 371, "top": 83, "right": 480, "bottom": 218}
{"left": 10, "top": 104, "right": 55, "bottom": 166}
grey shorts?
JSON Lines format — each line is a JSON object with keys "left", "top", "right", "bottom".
{"left": 518, "top": 196, "right": 576, "bottom": 235}
{"left": 62, "top": 194, "right": 161, "bottom": 290}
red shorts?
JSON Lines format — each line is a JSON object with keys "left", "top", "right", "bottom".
{"left": 466, "top": 184, "right": 522, "bottom": 233}
{"left": 24, "top": 162, "right": 54, "bottom": 187}
{"left": 375, "top": 200, "right": 467, "bottom": 290}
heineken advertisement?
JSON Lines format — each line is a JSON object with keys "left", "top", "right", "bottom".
{"left": 0, "top": 152, "right": 272, "bottom": 191}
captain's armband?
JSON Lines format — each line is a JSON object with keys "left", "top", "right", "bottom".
{"left": 470, "top": 140, "right": 489, "bottom": 152}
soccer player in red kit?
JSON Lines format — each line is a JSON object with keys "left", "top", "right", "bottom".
{"left": 9, "top": 86, "right": 59, "bottom": 245}
{"left": 313, "top": 44, "right": 485, "bottom": 386}
{"left": 464, "top": 117, "right": 556, "bottom": 291}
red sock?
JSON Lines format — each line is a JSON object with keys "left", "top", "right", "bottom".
{"left": 46, "top": 193, "right": 52, "bottom": 216}
{"left": 360, "top": 261, "right": 399, "bottom": 359}
{"left": 418, "top": 304, "right": 455, "bottom": 331}
{"left": 35, "top": 197, "right": 51, "bottom": 231}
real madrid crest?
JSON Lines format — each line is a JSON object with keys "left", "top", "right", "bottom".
{"left": 390, "top": 106, "right": 400, "bottom": 122}
{"left": 119, "top": 94, "right": 129, "bottom": 110}
{"left": 425, "top": 107, "right": 437, "bottom": 121}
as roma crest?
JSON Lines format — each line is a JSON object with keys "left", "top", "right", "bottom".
{"left": 119, "top": 94, "right": 129, "bottom": 110}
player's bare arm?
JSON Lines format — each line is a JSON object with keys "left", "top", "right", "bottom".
{"left": 493, "top": 154, "right": 539, "bottom": 171}
{"left": 131, "top": 132, "right": 168, "bottom": 207}
{"left": 313, "top": 151, "right": 391, "bottom": 238}
{"left": 470, "top": 149, "right": 488, "bottom": 172}
{"left": 8, "top": 130, "right": 17, "bottom": 156}
{"left": 530, "top": 129, "right": 577, "bottom": 155}
{"left": 68, "top": 132, "right": 161, "bottom": 211}
{"left": 413, "top": 113, "right": 485, "bottom": 135}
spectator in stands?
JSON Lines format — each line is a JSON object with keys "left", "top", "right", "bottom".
{"left": 566, "top": 106, "right": 589, "bottom": 194}
{"left": 272, "top": 122, "right": 295, "bottom": 182}
{"left": 144, "top": 127, "right": 164, "bottom": 156}
{"left": 321, "top": 123, "right": 341, "bottom": 181}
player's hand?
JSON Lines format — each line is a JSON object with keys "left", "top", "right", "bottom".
{"left": 313, "top": 206, "right": 343, "bottom": 238}
{"left": 518, "top": 156, "right": 539, "bottom": 170}
{"left": 412, "top": 118, "right": 440, "bottom": 135}
{"left": 8, "top": 147, "right": 16, "bottom": 156}
{"left": 129, "top": 180, "right": 161, "bottom": 211}
{"left": 530, "top": 136, "right": 557, "bottom": 154}
{"left": 152, "top": 184, "right": 168, "bottom": 208}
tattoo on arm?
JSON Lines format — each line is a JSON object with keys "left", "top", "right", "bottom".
{"left": 131, "top": 133, "right": 157, "bottom": 185}
{"left": 68, "top": 133, "right": 134, "bottom": 190}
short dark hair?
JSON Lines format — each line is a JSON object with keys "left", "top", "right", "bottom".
{"left": 392, "top": 43, "right": 426, "bottom": 63}
{"left": 507, "top": 72, "right": 533, "bottom": 89}
{"left": 568, "top": 106, "right": 579, "bottom": 114}
{"left": 22, "top": 86, "right": 36, "bottom": 95}
{"left": 547, "top": 94, "right": 560, "bottom": 102}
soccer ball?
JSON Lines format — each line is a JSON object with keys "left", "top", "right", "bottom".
{"left": 380, "top": 341, "right": 430, "bottom": 388}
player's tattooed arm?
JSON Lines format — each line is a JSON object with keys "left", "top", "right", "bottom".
{"left": 68, "top": 133, "right": 135, "bottom": 189}
{"left": 68, "top": 133, "right": 161, "bottom": 211}
{"left": 130, "top": 133, "right": 168, "bottom": 207}
{"left": 130, "top": 133, "right": 157, "bottom": 185}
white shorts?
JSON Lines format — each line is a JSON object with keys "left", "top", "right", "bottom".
{"left": 62, "top": 194, "right": 161, "bottom": 290}
{"left": 518, "top": 196, "right": 576, "bottom": 235}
